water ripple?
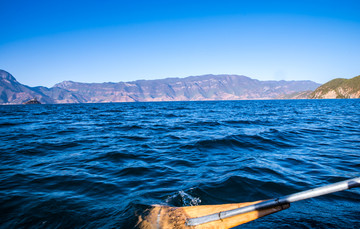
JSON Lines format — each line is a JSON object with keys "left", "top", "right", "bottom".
{"left": 0, "top": 100, "right": 359, "bottom": 228}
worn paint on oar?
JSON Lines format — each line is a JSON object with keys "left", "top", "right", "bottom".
{"left": 137, "top": 200, "right": 290, "bottom": 228}
{"left": 137, "top": 177, "right": 360, "bottom": 229}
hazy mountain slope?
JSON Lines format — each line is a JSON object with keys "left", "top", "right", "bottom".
{"left": 310, "top": 75, "right": 360, "bottom": 99}
{"left": 277, "top": 90, "right": 314, "bottom": 99}
{"left": 0, "top": 70, "right": 53, "bottom": 104}
{"left": 55, "top": 74, "right": 320, "bottom": 102}
{"left": 32, "top": 86, "right": 87, "bottom": 104}
{"left": 0, "top": 70, "right": 84, "bottom": 104}
{"left": 1, "top": 69, "right": 321, "bottom": 104}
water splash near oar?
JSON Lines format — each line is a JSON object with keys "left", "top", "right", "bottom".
{"left": 137, "top": 177, "right": 360, "bottom": 229}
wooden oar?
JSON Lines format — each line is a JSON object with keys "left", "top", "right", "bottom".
{"left": 137, "top": 177, "right": 360, "bottom": 229}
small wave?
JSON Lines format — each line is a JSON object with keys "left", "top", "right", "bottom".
{"left": 165, "top": 159, "right": 196, "bottom": 168}
{"left": 55, "top": 129, "right": 77, "bottom": 135}
{"left": 39, "top": 141, "right": 81, "bottom": 150}
{"left": 197, "top": 175, "right": 293, "bottom": 204}
{"left": 117, "top": 125, "right": 143, "bottom": 131}
{"left": 104, "top": 109, "right": 124, "bottom": 113}
{"left": 115, "top": 167, "right": 153, "bottom": 177}
{"left": 164, "top": 113, "right": 178, "bottom": 118}
{"left": 166, "top": 190, "right": 201, "bottom": 206}
{"left": 0, "top": 122, "right": 19, "bottom": 127}
{"left": 34, "top": 111, "right": 51, "bottom": 115}
{"left": 123, "top": 135, "right": 150, "bottom": 141}
{"left": 30, "top": 174, "right": 122, "bottom": 198}
{"left": 91, "top": 151, "right": 141, "bottom": 162}
{"left": 191, "top": 120, "right": 222, "bottom": 127}
{"left": 168, "top": 126, "right": 186, "bottom": 131}
{"left": 181, "top": 134, "right": 293, "bottom": 151}
{"left": 223, "top": 120, "right": 257, "bottom": 125}
{"left": 164, "top": 134, "right": 181, "bottom": 140}
{"left": 16, "top": 148, "right": 46, "bottom": 156}
{"left": 0, "top": 121, "right": 32, "bottom": 127}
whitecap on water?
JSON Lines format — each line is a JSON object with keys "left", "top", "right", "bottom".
{"left": 166, "top": 190, "right": 201, "bottom": 206}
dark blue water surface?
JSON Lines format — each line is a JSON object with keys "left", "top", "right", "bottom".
{"left": 1, "top": 100, "right": 359, "bottom": 228}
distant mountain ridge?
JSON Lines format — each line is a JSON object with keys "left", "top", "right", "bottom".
{"left": 54, "top": 74, "right": 320, "bottom": 103}
{"left": 0, "top": 70, "right": 85, "bottom": 104}
{"left": 0, "top": 70, "right": 320, "bottom": 104}
{"left": 310, "top": 75, "right": 360, "bottom": 99}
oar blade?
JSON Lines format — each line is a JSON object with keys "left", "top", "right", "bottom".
{"left": 137, "top": 200, "right": 289, "bottom": 229}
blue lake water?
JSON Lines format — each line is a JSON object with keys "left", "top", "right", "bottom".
{"left": 0, "top": 100, "right": 359, "bottom": 228}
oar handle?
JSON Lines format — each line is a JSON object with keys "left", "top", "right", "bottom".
{"left": 186, "top": 177, "right": 360, "bottom": 226}
{"left": 279, "top": 177, "right": 360, "bottom": 204}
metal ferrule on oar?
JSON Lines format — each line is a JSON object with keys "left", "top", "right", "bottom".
{"left": 137, "top": 177, "right": 360, "bottom": 229}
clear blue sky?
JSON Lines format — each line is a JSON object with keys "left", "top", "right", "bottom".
{"left": 1, "top": 0, "right": 360, "bottom": 87}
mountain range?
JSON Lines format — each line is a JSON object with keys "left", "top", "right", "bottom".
{"left": 53, "top": 74, "right": 320, "bottom": 103}
{"left": 2, "top": 69, "right": 359, "bottom": 104}
{"left": 0, "top": 69, "right": 327, "bottom": 104}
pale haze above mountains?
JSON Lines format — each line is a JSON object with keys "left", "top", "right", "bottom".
{"left": 0, "top": 69, "right": 322, "bottom": 104}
